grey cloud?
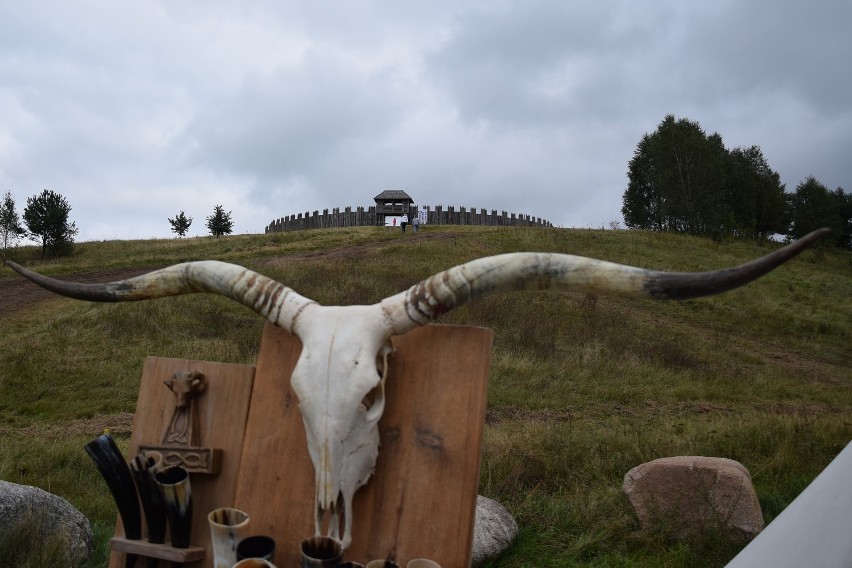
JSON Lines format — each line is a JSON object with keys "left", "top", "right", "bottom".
{"left": 674, "top": 1, "right": 852, "bottom": 117}
{"left": 183, "top": 52, "right": 412, "bottom": 185}
{"left": 0, "top": 1, "right": 848, "bottom": 241}
{"left": 426, "top": 2, "right": 676, "bottom": 127}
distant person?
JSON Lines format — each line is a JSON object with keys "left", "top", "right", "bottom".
{"left": 413, "top": 215, "right": 420, "bottom": 233}
{"left": 401, "top": 213, "right": 408, "bottom": 233}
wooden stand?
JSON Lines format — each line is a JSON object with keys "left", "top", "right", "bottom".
{"left": 109, "top": 323, "right": 492, "bottom": 568}
{"left": 109, "top": 537, "right": 205, "bottom": 563}
{"left": 108, "top": 358, "right": 255, "bottom": 568}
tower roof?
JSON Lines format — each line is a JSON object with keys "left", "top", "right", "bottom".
{"left": 374, "top": 189, "right": 413, "bottom": 201}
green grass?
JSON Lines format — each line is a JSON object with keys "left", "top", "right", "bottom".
{"left": 1, "top": 226, "right": 850, "bottom": 567}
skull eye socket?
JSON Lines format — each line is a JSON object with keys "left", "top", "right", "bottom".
{"left": 360, "top": 382, "right": 383, "bottom": 414}
{"left": 360, "top": 351, "right": 388, "bottom": 420}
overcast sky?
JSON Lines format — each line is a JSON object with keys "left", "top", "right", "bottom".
{"left": 2, "top": 1, "right": 850, "bottom": 241}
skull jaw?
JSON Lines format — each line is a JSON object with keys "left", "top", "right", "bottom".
{"left": 310, "top": 390, "right": 384, "bottom": 549}
{"left": 313, "top": 424, "right": 380, "bottom": 549}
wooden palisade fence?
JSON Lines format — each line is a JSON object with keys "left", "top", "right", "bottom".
{"left": 265, "top": 205, "right": 552, "bottom": 233}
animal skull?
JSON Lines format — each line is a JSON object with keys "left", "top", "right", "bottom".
{"left": 290, "top": 304, "right": 394, "bottom": 541}
{"left": 6, "top": 228, "right": 827, "bottom": 547}
{"left": 164, "top": 370, "right": 206, "bottom": 410}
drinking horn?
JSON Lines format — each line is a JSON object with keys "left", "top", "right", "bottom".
{"left": 85, "top": 433, "right": 142, "bottom": 568}
{"left": 129, "top": 450, "right": 167, "bottom": 545}
{"left": 155, "top": 465, "right": 193, "bottom": 549}
{"left": 85, "top": 434, "right": 142, "bottom": 539}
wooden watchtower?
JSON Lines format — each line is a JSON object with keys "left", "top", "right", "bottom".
{"left": 374, "top": 190, "right": 414, "bottom": 224}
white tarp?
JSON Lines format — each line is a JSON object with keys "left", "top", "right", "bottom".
{"left": 725, "top": 440, "right": 852, "bottom": 568}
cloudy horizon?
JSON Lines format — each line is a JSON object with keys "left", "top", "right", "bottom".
{"left": 2, "top": 1, "right": 850, "bottom": 242}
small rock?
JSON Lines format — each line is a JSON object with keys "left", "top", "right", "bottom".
{"left": 0, "top": 480, "right": 93, "bottom": 566}
{"left": 623, "top": 456, "right": 764, "bottom": 542}
{"left": 471, "top": 495, "right": 518, "bottom": 566}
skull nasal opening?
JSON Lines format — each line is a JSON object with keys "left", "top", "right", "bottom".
{"left": 317, "top": 491, "right": 346, "bottom": 539}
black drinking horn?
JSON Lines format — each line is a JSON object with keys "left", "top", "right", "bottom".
{"left": 84, "top": 434, "right": 142, "bottom": 538}
{"left": 85, "top": 433, "right": 142, "bottom": 568}
{"left": 364, "top": 560, "right": 400, "bottom": 568}
{"left": 300, "top": 536, "right": 343, "bottom": 567}
{"left": 129, "top": 451, "right": 167, "bottom": 545}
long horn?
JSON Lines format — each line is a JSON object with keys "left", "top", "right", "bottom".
{"left": 5, "top": 260, "right": 315, "bottom": 334}
{"left": 381, "top": 228, "right": 830, "bottom": 334}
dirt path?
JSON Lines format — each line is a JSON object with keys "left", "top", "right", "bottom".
{"left": 0, "top": 267, "right": 158, "bottom": 319}
{"left": 0, "top": 412, "right": 136, "bottom": 441}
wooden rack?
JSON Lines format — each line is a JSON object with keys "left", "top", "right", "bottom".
{"left": 108, "top": 323, "right": 492, "bottom": 568}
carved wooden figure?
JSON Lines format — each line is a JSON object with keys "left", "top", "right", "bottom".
{"left": 163, "top": 370, "right": 207, "bottom": 446}
{"left": 140, "top": 370, "right": 222, "bottom": 475}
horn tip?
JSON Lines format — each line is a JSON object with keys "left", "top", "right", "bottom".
{"left": 793, "top": 227, "right": 832, "bottom": 249}
{"left": 5, "top": 260, "right": 26, "bottom": 274}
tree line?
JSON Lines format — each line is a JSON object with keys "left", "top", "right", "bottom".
{"left": 622, "top": 115, "right": 851, "bottom": 249}
{"left": 168, "top": 205, "right": 234, "bottom": 238}
{"left": 1, "top": 191, "right": 236, "bottom": 260}
{"left": 1, "top": 189, "right": 78, "bottom": 261}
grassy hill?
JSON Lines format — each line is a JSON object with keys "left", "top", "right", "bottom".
{"left": 1, "top": 225, "right": 850, "bottom": 567}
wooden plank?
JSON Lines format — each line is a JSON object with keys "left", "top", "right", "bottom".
{"left": 234, "top": 322, "right": 492, "bottom": 567}
{"left": 109, "top": 357, "right": 255, "bottom": 568}
{"left": 348, "top": 323, "right": 493, "bottom": 565}
{"left": 109, "top": 537, "right": 205, "bottom": 563}
{"left": 232, "top": 323, "right": 313, "bottom": 557}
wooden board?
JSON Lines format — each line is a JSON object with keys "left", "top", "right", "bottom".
{"left": 109, "top": 357, "right": 255, "bottom": 568}
{"left": 233, "top": 322, "right": 493, "bottom": 567}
